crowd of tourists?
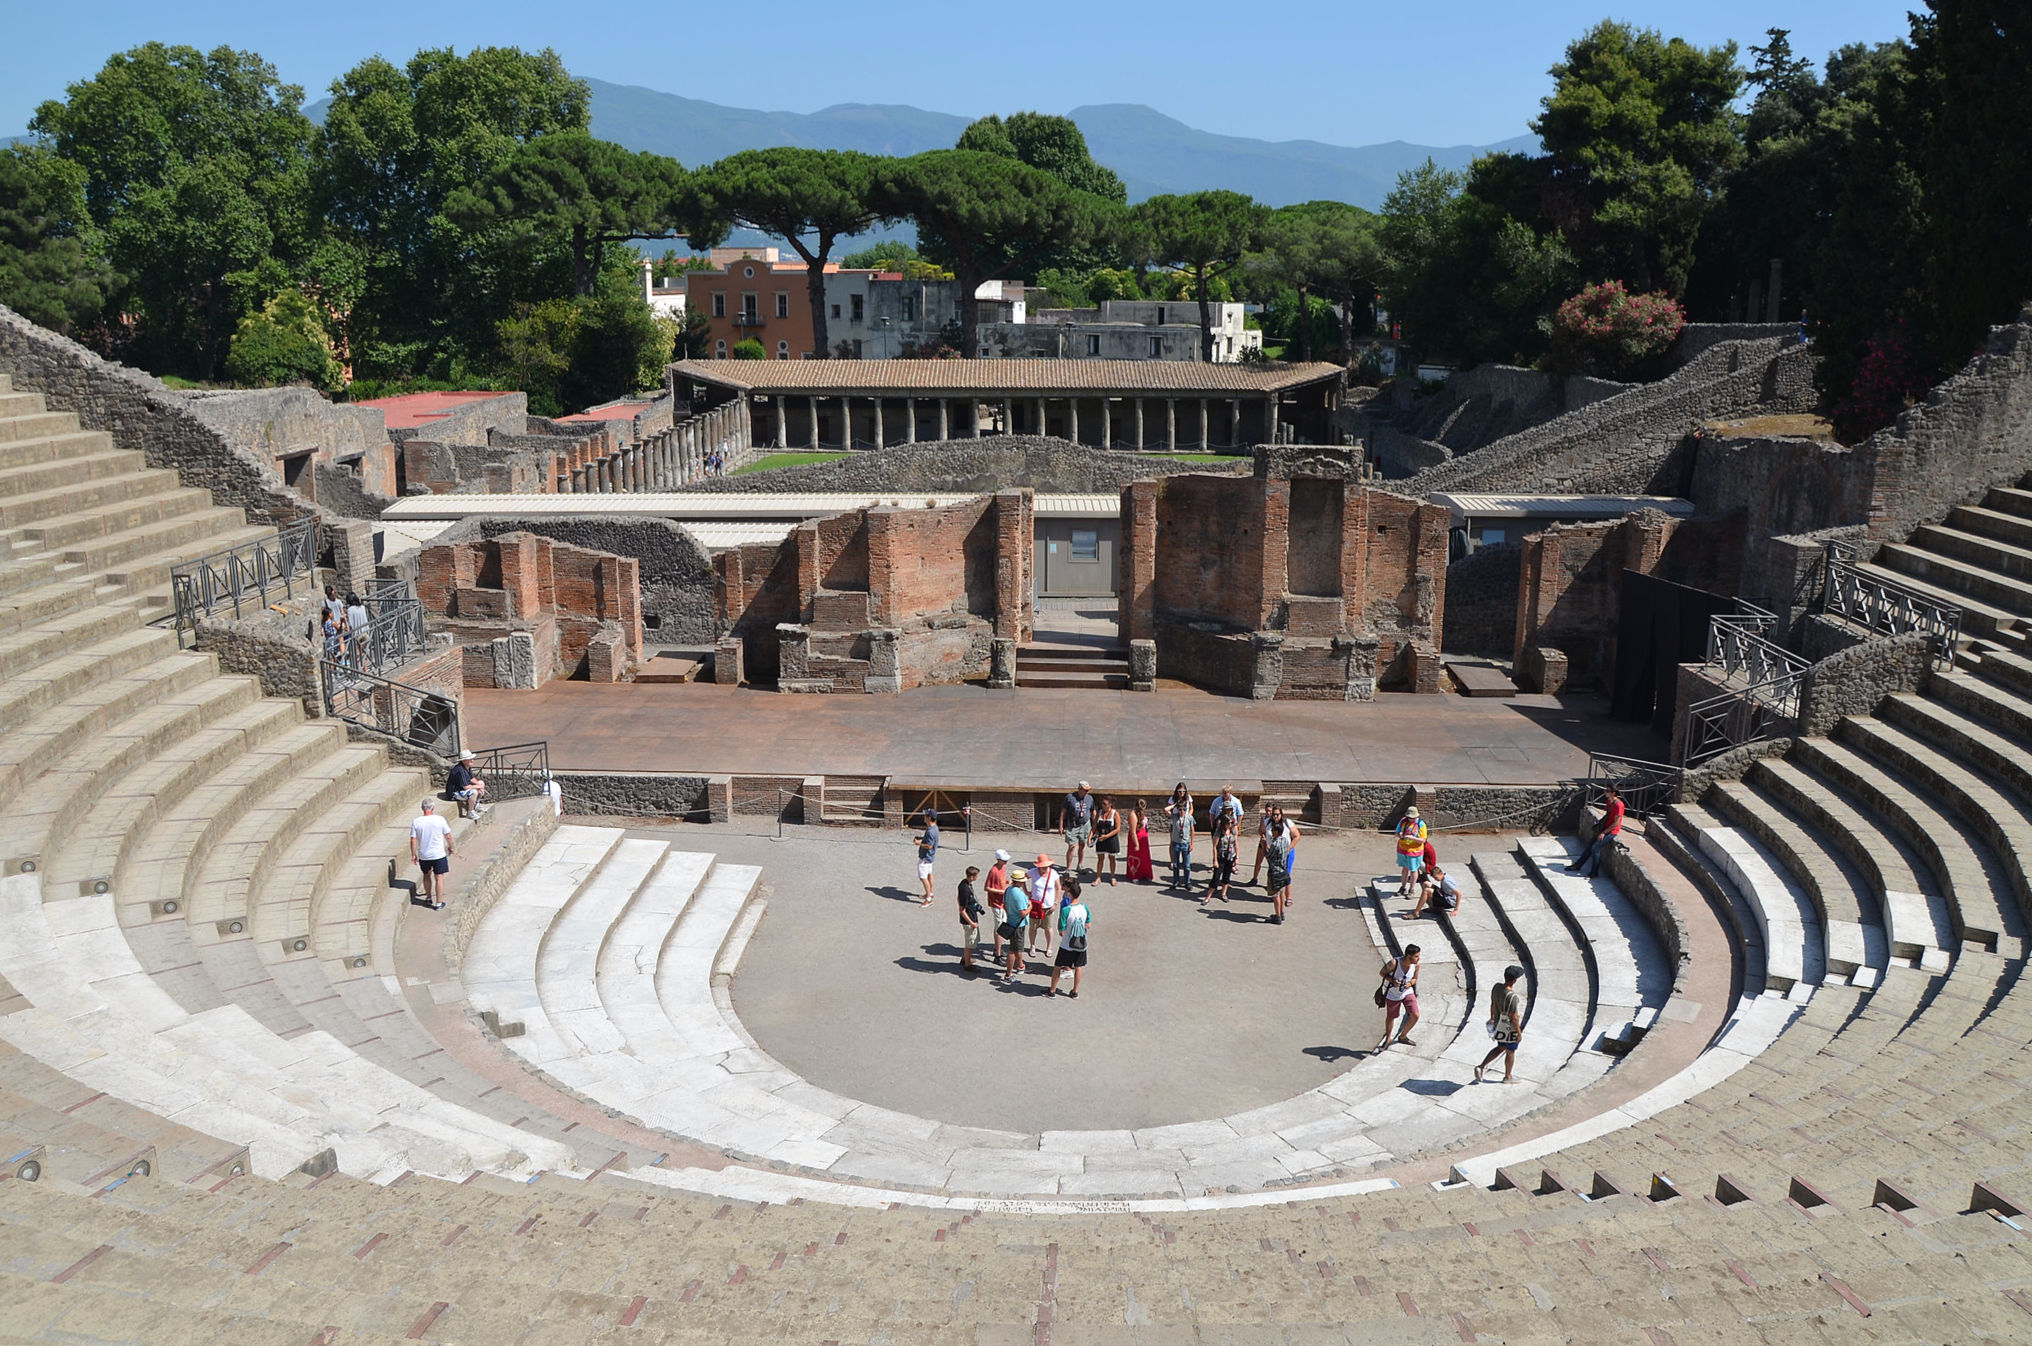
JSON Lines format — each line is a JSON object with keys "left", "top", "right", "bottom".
{"left": 911, "top": 780, "right": 1594, "bottom": 1074}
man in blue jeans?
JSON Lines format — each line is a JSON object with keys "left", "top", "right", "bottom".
{"left": 1166, "top": 798, "right": 1194, "bottom": 888}
{"left": 1568, "top": 785, "right": 1624, "bottom": 878}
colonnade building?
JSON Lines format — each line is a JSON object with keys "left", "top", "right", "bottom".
{"left": 667, "top": 358, "right": 1348, "bottom": 452}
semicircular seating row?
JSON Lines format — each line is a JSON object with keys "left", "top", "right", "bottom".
{"left": 6, "top": 375, "right": 2032, "bottom": 1334}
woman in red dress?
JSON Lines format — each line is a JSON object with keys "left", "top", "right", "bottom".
{"left": 1125, "top": 798, "right": 1155, "bottom": 883}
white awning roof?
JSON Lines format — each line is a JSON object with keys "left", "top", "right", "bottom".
{"left": 380, "top": 491, "right": 1122, "bottom": 523}
{"left": 1430, "top": 493, "right": 1695, "bottom": 525}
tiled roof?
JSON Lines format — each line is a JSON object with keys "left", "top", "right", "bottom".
{"left": 352, "top": 390, "right": 515, "bottom": 430}
{"left": 668, "top": 359, "right": 1344, "bottom": 396}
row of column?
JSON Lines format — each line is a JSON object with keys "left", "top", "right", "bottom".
{"left": 555, "top": 416, "right": 718, "bottom": 493}
{"left": 767, "top": 393, "right": 1281, "bottom": 451}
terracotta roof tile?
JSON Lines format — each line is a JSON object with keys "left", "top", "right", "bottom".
{"left": 668, "top": 359, "right": 1343, "bottom": 396}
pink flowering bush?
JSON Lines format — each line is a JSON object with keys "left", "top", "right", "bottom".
{"left": 1544, "top": 281, "right": 1686, "bottom": 378}
{"left": 1829, "top": 322, "right": 1930, "bottom": 445}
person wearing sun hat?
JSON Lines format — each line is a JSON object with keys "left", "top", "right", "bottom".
{"left": 984, "top": 849, "right": 1013, "bottom": 963}
{"left": 1394, "top": 806, "right": 1429, "bottom": 897}
{"left": 447, "top": 749, "right": 488, "bottom": 818}
{"left": 1026, "top": 853, "right": 1061, "bottom": 958}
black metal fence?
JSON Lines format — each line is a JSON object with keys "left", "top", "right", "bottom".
{"left": 1822, "top": 540, "right": 1963, "bottom": 669}
{"left": 466, "top": 740, "right": 551, "bottom": 803}
{"left": 170, "top": 517, "right": 319, "bottom": 647}
{"left": 320, "top": 658, "right": 459, "bottom": 757}
{"left": 1585, "top": 752, "right": 1682, "bottom": 819}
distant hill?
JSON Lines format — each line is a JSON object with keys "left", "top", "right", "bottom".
{"left": 584, "top": 80, "right": 1533, "bottom": 210}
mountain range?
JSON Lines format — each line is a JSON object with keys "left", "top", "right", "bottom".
{"left": 584, "top": 78, "right": 1536, "bottom": 209}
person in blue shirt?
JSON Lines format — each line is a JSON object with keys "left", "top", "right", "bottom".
{"left": 915, "top": 809, "right": 939, "bottom": 907}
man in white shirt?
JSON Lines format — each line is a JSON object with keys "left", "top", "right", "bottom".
{"left": 409, "top": 799, "right": 455, "bottom": 909}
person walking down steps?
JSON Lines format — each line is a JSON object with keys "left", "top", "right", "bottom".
{"left": 409, "top": 799, "right": 454, "bottom": 910}
{"left": 1477, "top": 965, "right": 1528, "bottom": 1083}
{"left": 1375, "top": 944, "right": 1422, "bottom": 1049}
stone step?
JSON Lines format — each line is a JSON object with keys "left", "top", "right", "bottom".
{"left": 0, "top": 454, "right": 157, "bottom": 512}
{"left": 53, "top": 504, "right": 245, "bottom": 573}
{"left": 0, "top": 604, "right": 142, "bottom": 683}
{"left": 1802, "top": 731, "right": 2013, "bottom": 955}
{"left": 1705, "top": 777, "right": 1882, "bottom": 982}
{"left": 1837, "top": 713, "right": 2032, "bottom": 952}
{"left": 0, "top": 676, "right": 266, "bottom": 868}
{"left": 0, "top": 410, "right": 82, "bottom": 446}
{"left": 1517, "top": 839, "right": 1677, "bottom": 1029}
{"left": 1666, "top": 804, "right": 1824, "bottom": 995}
{"left": 1467, "top": 850, "right": 1595, "bottom": 1074}
{"left": 1967, "top": 645, "right": 2032, "bottom": 701}
{"left": 0, "top": 626, "right": 187, "bottom": 741}
{"left": 1912, "top": 522, "right": 2032, "bottom": 583}
{"left": 1930, "top": 663, "right": 2032, "bottom": 745}
{"left": 0, "top": 391, "right": 41, "bottom": 418}
{"left": 1948, "top": 502, "right": 2032, "bottom": 552}
{"left": 1013, "top": 668, "right": 1130, "bottom": 689}
{"left": 0, "top": 429, "right": 115, "bottom": 476}
{"left": 1750, "top": 753, "right": 1950, "bottom": 968}
{"left": 1984, "top": 482, "right": 2032, "bottom": 520}
{"left": 45, "top": 707, "right": 320, "bottom": 894}
{"left": 11, "top": 485, "right": 215, "bottom": 552}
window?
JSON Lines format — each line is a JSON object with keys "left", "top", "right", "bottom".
{"left": 851, "top": 294, "right": 865, "bottom": 323}
{"left": 742, "top": 265, "right": 754, "bottom": 278}
{"left": 775, "top": 292, "right": 789, "bottom": 318}
{"left": 711, "top": 292, "right": 725, "bottom": 318}
{"left": 1149, "top": 335, "right": 1162, "bottom": 357}
{"left": 1070, "top": 529, "right": 1100, "bottom": 562}
{"left": 1086, "top": 334, "right": 1101, "bottom": 356}
{"left": 852, "top": 339, "right": 863, "bottom": 358}
{"left": 1156, "top": 305, "right": 1166, "bottom": 324}
{"left": 714, "top": 339, "right": 726, "bottom": 356}
{"left": 1480, "top": 527, "right": 1507, "bottom": 547}
{"left": 831, "top": 303, "right": 841, "bottom": 318}
{"left": 901, "top": 297, "right": 915, "bottom": 322}
{"left": 741, "top": 293, "right": 757, "bottom": 319}
{"left": 777, "top": 340, "right": 789, "bottom": 357}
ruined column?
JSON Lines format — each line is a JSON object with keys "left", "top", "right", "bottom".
{"left": 1133, "top": 398, "right": 1145, "bottom": 450}
{"left": 1266, "top": 394, "right": 1279, "bottom": 445}
{"left": 875, "top": 398, "right": 887, "bottom": 448}
{"left": 1068, "top": 398, "right": 1080, "bottom": 446}
{"left": 808, "top": 396, "right": 820, "bottom": 449}
{"left": 1035, "top": 397, "right": 1047, "bottom": 438}
{"left": 774, "top": 401, "right": 786, "bottom": 450}
{"left": 1229, "top": 399, "right": 1241, "bottom": 448}
{"left": 969, "top": 400, "right": 982, "bottom": 438}
{"left": 937, "top": 398, "right": 950, "bottom": 441}
{"left": 1001, "top": 398, "right": 1013, "bottom": 436}
{"left": 1198, "top": 399, "right": 1209, "bottom": 450}
{"left": 1166, "top": 398, "right": 1177, "bottom": 452}
{"left": 906, "top": 397, "right": 917, "bottom": 444}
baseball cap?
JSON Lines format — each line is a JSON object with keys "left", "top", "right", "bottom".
{"left": 1505, "top": 964, "right": 1526, "bottom": 982}
{"left": 994, "top": 848, "right": 1010, "bottom": 862}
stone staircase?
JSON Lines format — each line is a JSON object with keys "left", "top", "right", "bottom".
{"left": 1014, "top": 642, "right": 1131, "bottom": 690}
{"left": 1866, "top": 470, "right": 2032, "bottom": 644}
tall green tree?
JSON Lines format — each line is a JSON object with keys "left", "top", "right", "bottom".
{"left": 0, "top": 147, "right": 115, "bottom": 336}
{"left": 29, "top": 42, "right": 314, "bottom": 377}
{"left": 689, "top": 148, "right": 892, "bottom": 359}
{"left": 314, "top": 46, "right": 590, "bottom": 377}
{"left": 1126, "top": 190, "right": 1268, "bottom": 360}
{"left": 1248, "top": 201, "right": 1389, "bottom": 364}
{"left": 957, "top": 113, "right": 1126, "bottom": 202}
{"left": 1533, "top": 20, "right": 1745, "bottom": 297}
{"left": 885, "top": 150, "right": 1108, "bottom": 356}
{"left": 448, "top": 132, "right": 702, "bottom": 296}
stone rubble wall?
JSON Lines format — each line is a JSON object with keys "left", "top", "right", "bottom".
{"left": 675, "top": 437, "right": 1246, "bottom": 496}
{"left": 0, "top": 304, "right": 325, "bottom": 532}
{"left": 1404, "top": 338, "right": 1814, "bottom": 498}
{"left": 1356, "top": 364, "right": 1633, "bottom": 477}
{"left": 1440, "top": 543, "right": 1523, "bottom": 659}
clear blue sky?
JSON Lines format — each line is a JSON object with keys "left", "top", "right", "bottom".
{"left": 6, "top": 0, "right": 1920, "bottom": 148}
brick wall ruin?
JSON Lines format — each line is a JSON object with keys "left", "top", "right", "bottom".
{"left": 416, "top": 532, "right": 642, "bottom": 688}
{"left": 713, "top": 491, "right": 1033, "bottom": 693}
{"left": 1118, "top": 473, "right": 1447, "bottom": 699}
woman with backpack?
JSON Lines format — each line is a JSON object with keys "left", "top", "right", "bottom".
{"left": 1050, "top": 879, "right": 1091, "bottom": 999}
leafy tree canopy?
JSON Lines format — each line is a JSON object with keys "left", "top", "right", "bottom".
{"left": 1532, "top": 20, "right": 1744, "bottom": 296}
{"left": 225, "top": 288, "right": 343, "bottom": 391}
{"left": 0, "top": 146, "right": 115, "bottom": 336}
{"left": 1125, "top": 189, "right": 1268, "bottom": 359}
{"left": 957, "top": 113, "right": 1126, "bottom": 203}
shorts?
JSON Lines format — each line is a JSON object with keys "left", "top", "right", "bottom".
{"left": 1384, "top": 991, "right": 1420, "bottom": 1020}
{"left": 418, "top": 856, "right": 449, "bottom": 875}
{"left": 453, "top": 786, "right": 480, "bottom": 800}
{"left": 1095, "top": 833, "right": 1119, "bottom": 855}
{"left": 960, "top": 923, "right": 981, "bottom": 951}
{"left": 1493, "top": 1030, "right": 1521, "bottom": 1048}
{"left": 1054, "top": 947, "right": 1087, "bottom": 968}
{"left": 1397, "top": 853, "right": 1425, "bottom": 874}
{"left": 1064, "top": 823, "right": 1091, "bottom": 845}
{"left": 917, "top": 860, "right": 935, "bottom": 880}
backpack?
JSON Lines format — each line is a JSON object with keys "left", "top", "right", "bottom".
{"left": 1063, "top": 904, "right": 1089, "bottom": 952}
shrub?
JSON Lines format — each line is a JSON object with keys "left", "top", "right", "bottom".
{"left": 731, "top": 337, "right": 767, "bottom": 360}
{"left": 1544, "top": 280, "right": 1684, "bottom": 378}
{"left": 1829, "top": 321, "right": 1931, "bottom": 445}
{"left": 224, "top": 289, "right": 342, "bottom": 391}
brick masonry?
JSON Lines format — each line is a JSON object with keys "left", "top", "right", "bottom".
{"left": 1118, "top": 473, "right": 1446, "bottom": 698}
{"left": 714, "top": 491, "right": 1032, "bottom": 693}
{"left": 417, "top": 533, "right": 642, "bottom": 688}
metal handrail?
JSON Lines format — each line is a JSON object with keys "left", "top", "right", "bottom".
{"left": 1821, "top": 543, "right": 1963, "bottom": 670}
{"left": 1678, "top": 672, "right": 1799, "bottom": 767}
{"left": 348, "top": 600, "right": 428, "bottom": 679}
{"left": 1585, "top": 752, "right": 1682, "bottom": 818}
{"left": 320, "top": 658, "right": 459, "bottom": 758}
{"left": 170, "top": 517, "right": 319, "bottom": 647}
{"left": 465, "top": 740, "right": 550, "bottom": 803}
{"left": 1704, "top": 599, "right": 1807, "bottom": 687}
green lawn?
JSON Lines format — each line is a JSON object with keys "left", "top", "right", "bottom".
{"left": 735, "top": 451, "right": 849, "bottom": 474}
{"left": 1141, "top": 453, "right": 1248, "bottom": 463}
